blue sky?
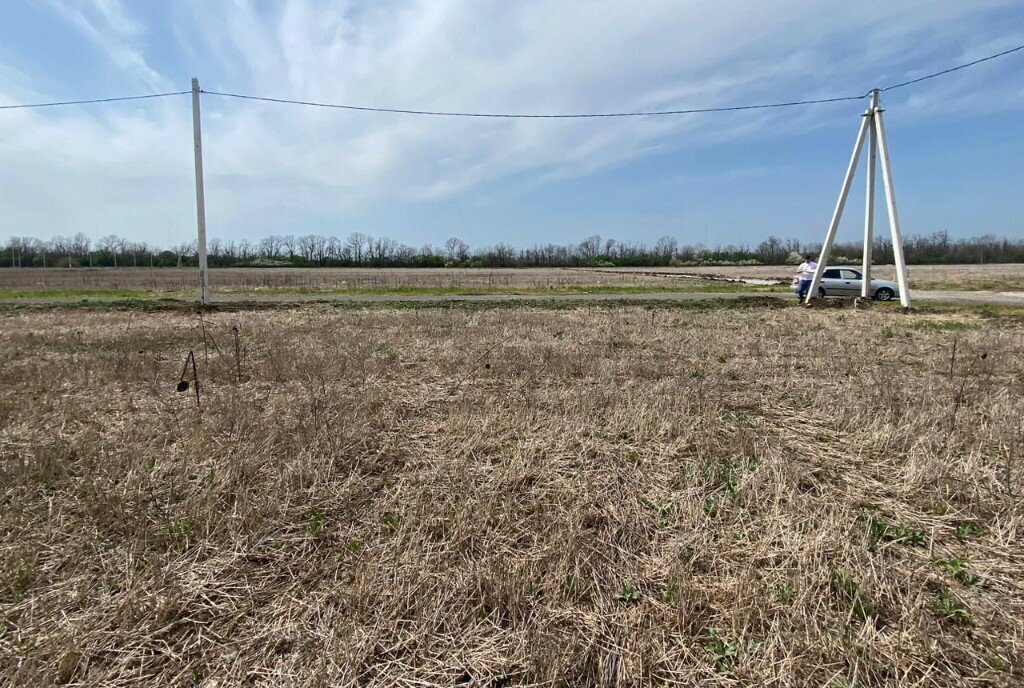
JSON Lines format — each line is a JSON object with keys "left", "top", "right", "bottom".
{"left": 0, "top": 0, "right": 1022, "bottom": 251}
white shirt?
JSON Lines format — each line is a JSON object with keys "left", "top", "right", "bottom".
{"left": 798, "top": 261, "right": 817, "bottom": 280}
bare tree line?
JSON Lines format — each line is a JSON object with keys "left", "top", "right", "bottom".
{"left": 4, "top": 230, "right": 1023, "bottom": 268}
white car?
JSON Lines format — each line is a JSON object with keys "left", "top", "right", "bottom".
{"left": 791, "top": 267, "right": 899, "bottom": 301}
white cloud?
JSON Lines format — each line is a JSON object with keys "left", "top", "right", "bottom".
{"left": 37, "top": 0, "right": 163, "bottom": 89}
{"left": 1, "top": 0, "right": 1022, "bottom": 244}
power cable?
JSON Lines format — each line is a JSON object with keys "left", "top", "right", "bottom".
{"left": 880, "top": 43, "right": 1024, "bottom": 92}
{"left": 201, "top": 42, "right": 1024, "bottom": 118}
{"left": 199, "top": 90, "right": 869, "bottom": 118}
{"left": 0, "top": 90, "right": 190, "bottom": 110}
{"left": 0, "top": 42, "right": 1021, "bottom": 114}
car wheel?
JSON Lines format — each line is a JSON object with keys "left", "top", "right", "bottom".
{"left": 874, "top": 288, "right": 894, "bottom": 301}
{"left": 818, "top": 287, "right": 826, "bottom": 298}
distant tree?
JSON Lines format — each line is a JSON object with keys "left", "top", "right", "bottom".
{"left": 51, "top": 235, "right": 74, "bottom": 268}
{"left": 444, "top": 237, "right": 469, "bottom": 263}
{"left": 578, "top": 235, "right": 601, "bottom": 262}
{"left": 755, "top": 235, "right": 786, "bottom": 264}
{"left": 208, "top": 238, "right": 224, "bottom": 259}
{"left": 655, "top": 236, "right": 678, "bottom": 264}
{"left": 5, "top": 237, "right": 17, "bottom": 268}
{"left": 238, "top": 240, "right": 254, "bottom": 260}
{"left": 259, "top": 235, "right": 282, "bottom": 260}
{"left": 98, "top": 235, "right": 122, "bottom": 267}
{"left": 281, "top": 235, "right": 297, "bottom": 261}
{"left": 345, "top": 233, "right": 368, "bottom": 264}
{"left": 72, "top": 233, "right": 90, "bottom": 264}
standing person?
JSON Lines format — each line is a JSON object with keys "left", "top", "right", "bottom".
{"left": 795, "top": 254, "right": 817, "bottom": 301}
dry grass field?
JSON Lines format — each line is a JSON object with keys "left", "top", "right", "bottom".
{"left": 0, "top": 268, "right": 680, "bottom": 296}
{"left": 1, "top": 264, "right": 1021, "bottom": 299}
{"left": 2, "top": 301, "right": 1023, "bottom": 686}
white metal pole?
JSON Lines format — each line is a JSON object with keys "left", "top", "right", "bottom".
{"left": 191, "top": 77, "right": 211, "bottom": 306}
{"left": 806, "top": 113, "right": 870, "bottom": 304}
{"left": 861, "top": 90, "right": 878, "bottom": 298}
{"left": 874, "top": 103, "right": 911, "bottom": 308}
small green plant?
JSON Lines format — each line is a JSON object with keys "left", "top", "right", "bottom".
{"left": 345, "top": 539, "right": 361, "bottom": 554}
{"left": 305, "top": 508, "right": 328, "bottom": 535}
{"left": 381, "top": 512, "right": 402, "bottom": 531}
{"left": 775, "top": 584, "right": 795, "bottom": 603}
{"left": 706, "top": 631, "right": 758, "bottom": 672}
{"left": 661, "top": 579, "right": 680, "bottom": 604}
{"left": 650, "top": 500, "right": 676, "bottom": 527}
{"left": 563, "top": 574, "right": 580, "bottom": 597}
{"left": 935, "top": 556, "right": 984, "bottom": 591}
{"left": 830, "top": 567, "right": 875, "bottom": 622}
{"left": 370, "top": 342, "right": 398, "bottom": 359}
{"left": 703, "top": 457, "right": 740, "bottom": 497}
{"left": 10, "top": 564, "right": 33, "bottom": 600}
{"left": 614, "top": 580, "right": 640, "bottom": 603}
{"left": 985, "top": 655, "right": 1009, "bottom": 672}
{"left": 932, "top": 590, "right": 971, "bottom": 623}
{"left": 954, "top": 521, "right": 987, "bottom": 541}
{"left": 863, "top": 512, "right": 925, "bottom": 548}
{"left": 707, "top": 630, "right": 739, "bottom": 671}
{"left": 553, "top": 330, "right": 566, "bottom": 340}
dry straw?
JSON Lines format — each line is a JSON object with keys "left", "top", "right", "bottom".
{"left": 1, "top": 304, "right": 1021, "bottom": 686}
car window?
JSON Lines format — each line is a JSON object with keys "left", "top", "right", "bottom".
{"left": 822, "top": 269, "right": 841, "bottom": 279}
{"left": 841, "top": 269, "right": 861, "bottom": 279}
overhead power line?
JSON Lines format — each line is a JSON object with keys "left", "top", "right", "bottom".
{"left": 200, "top": 42, "right": 1024, "bottom": 117}
{"left": 880, "top": 43, "right": 1024, "bottom": 92}
{"left": 0, "top": 42, "right": 1021, "bottom": 114}
{"left": 0, "top": 90, "right": 189, "bottom": 110}
{"left": 199, "top": 90, "right": 869, "bottom": 118}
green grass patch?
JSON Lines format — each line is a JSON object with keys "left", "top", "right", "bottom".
{"left": 914, "top": 279, "right": 1024, "bottom": 292}
{"left": 0, "top": 288, "right": 155, "bottom": 299}
{"left": 215, "top": 283, "right": 788, "bottom": 297}
{"left": 0, "top": 295, "right": 797, "bottom": 315}
{"left": 861, "top": 510, "right": 926, "bottom": 549}
{"left": 830, "top": 567, "right": 876, "bottom": 623}
{"left": 906, "top": 319, "right": 982, "bottom": 332}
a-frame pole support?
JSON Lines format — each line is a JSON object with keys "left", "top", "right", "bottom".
{"left": 807, "top": 90, "right": 910, "bottom": 308}
{"left": 805, "top": 108, "right": 870, "bottom": 303}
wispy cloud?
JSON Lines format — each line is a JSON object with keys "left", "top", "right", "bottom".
{"left": 1, "top": 0, "right": 1021, "bottom": 244}
{"left": 38, "top": 0, "right": 163, "bottom": 89}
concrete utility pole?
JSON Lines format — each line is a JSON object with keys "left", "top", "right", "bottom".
{"left": 874, "top": 98, "right": 910, "bottom": 307}
{"left": 861, "top": 90, "right": 878, "bottom": 297}
{"left": 806, "top": 114, "right": 869, "bottom": 302}
{"left": 808, "top": 89, "right": 911, "bottom": 308}
{"left": 191, "top": 77, "right": 211, "bottom": 306}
